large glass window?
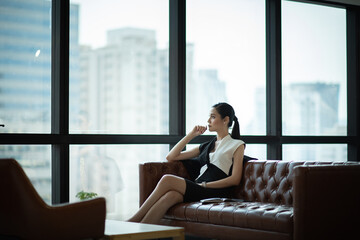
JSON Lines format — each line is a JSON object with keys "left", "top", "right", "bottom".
{"left": 0, "top": 0, "right": 356, "bottom": 209}
{"left": 186, "top": 0, "right": 266, "bottom": 136}
{"left": 69, "top": 0, "right": 169, "bottom": 134}
{"left": 282, "top": 1, "right": 347, "bottom": 136}
{"left": 283, "top": 144, "right": 347, "bottom": 162}
{"left": 0, "top": 145, "right": 51, "bottom": 203}
{"left": 246, "top": 144, "right": 266, "bottom": 160}
{"left": 70, "top": 144, "right": 168, "bottom": 220}
{"left": 0, "top": 0, "right": 52, "bottom": 133}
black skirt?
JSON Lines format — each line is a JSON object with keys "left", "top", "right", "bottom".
{"left": 183, "top": 179, "right": 234, "bottom": 203}
{"left": 182, "top": 162, "right": 235, "bottom": 202}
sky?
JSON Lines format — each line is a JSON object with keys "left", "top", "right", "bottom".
{"left": 71, "top": 0, "right": 347, "bottom": 128}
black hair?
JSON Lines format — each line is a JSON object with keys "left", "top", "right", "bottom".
{"left": 212, "top": 102, "right": 241, "bottom": 139}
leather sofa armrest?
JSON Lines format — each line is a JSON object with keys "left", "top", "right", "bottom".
{"left": 139, "top": 161, "right": 191, "bottom": 206}
{"left": 293, "top": 164, "right": 360, "bottom": 240}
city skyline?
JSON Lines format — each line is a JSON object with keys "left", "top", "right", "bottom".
{"left": 71, "top": 0, "right": 347, "bottom": 128}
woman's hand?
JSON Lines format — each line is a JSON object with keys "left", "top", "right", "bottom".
{"left": 166, "top": 125, "right": 205, "bottom": 161}
{"left": 190, "top": 125, "right": 207, "bottom": 137}
{"left": 166, "top": 125, "right": 206, "bottom": 161}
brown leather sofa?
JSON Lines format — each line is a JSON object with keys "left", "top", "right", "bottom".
{"left": 0, "top": 158, "right": 106, "bottom": 240}
{"left": 139, "top": 160, "right": 360, "bottom": 240}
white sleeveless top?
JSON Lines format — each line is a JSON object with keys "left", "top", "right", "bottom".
{"left": 197, "top": 135, "right": 245, "bottom": 179}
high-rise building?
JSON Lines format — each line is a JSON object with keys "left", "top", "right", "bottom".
{"left": 283, "top": 82, "right": 346, "bottom": 161}
{"left": 248, "top": 83, "right": 346, "bottom": 161}
{"left": 245, "top": 86, "right": 266, "bottom": 135}
{"left": 186, "top": 44, "right": 227, "bottom": 130}
{"left": 249, "top": 83, "right": 343, "bottom": 137}
{"left": 72, "top": 27, "right": 169, "bottom": 219}
{"left": 0, "top": 0, "right": 80, "bottom": 203}
{"left": 283, "top": 82, "right": 341, "bottom": 135}
{"left": 0, "top": 0, "right": 51, "bottom": 132}
{"left": 76, "top": 27, "right": 166, "bottom": 134}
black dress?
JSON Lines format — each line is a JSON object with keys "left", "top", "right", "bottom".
{"left": 182, "top": 137, "right": 236, "bottom": 202}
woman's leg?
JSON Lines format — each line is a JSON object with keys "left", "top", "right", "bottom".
{"left": 127, "top": 174, "right": 186, "bottom": 222}
{"left": 140, "top": 190, "right": 183, "bottom": 224}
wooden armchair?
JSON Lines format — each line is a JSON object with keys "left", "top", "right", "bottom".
{"left": 0, "top": 158, "right": 106, "bottom": 240}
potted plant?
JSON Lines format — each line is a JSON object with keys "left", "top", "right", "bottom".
{"left": 76, "top": 190, "right": 98, "bottom": 200}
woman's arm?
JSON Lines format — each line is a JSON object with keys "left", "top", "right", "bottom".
{"left": 166, "top": 125, "right": 207, "bottom": 162}
{"left": 204, "top": 144, "right": 245, "bottom": 188}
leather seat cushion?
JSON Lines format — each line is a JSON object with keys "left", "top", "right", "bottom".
{"left": 165, "top": 202, "right": 293, "bottom": 234}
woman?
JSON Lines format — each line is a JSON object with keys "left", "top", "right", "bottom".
{"left": 128, "top": 103, "right": 245, "bottom": 224}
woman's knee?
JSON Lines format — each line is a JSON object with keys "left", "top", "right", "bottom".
{"left": 160, "top": 174, "right": 176, "bottom": 182}
{"left": 158, "top": 174, "right": 178, "bottom": 187}
{"left": 157, "top": 174, "right": 186, "bottom": 193}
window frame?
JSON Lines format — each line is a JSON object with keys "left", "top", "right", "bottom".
{"left": 0, "top": 0, "right": 359, "bottom": 204}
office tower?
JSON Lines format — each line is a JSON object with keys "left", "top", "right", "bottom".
{"left": 0, "top": 0, "right": 51, "bottom": 133}
{"left": 248, "top": 83, "right": 345, "bottom": 161}
{"left": 77, "top": 28, "right": 164, "bottom": 134}
{"left": 282, "top": 82, "right": 346, "bottom": 161}
{"left": 74, "top": 27, "right": 169, "bottom": 219}
{"left": 0, "top": 0, "right": 79, "bottom": 203}
{"left": 186, "top": 44, "right": 227, "bottom": 130}
{"left": 283, "top": 82, "right": 341, "bottom": 135}
{"left": 250, "top": 83, "right": 342, "bottom": 137}
{"left": 246, "top": 86, "right": 266, "bottom": 135}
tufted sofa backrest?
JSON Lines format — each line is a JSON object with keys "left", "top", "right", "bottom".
{"left": 233, "top": 160, "right": 355, "bottom": 206}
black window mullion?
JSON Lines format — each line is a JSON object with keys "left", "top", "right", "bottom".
{"left": 51, "top": 0, "right": 70, "bottom": 204}
{"left": 266, "top": 0, "right": 282, "bottom": 160}
{"left": 169, "top": 0, "right": 186, "bottom": 149}
{"left": 347, "top": 5, "right": 360, "bottom": 162}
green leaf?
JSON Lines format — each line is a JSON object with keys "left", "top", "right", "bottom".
{"left": 76, "top": 190, "right": 98, "bottom": 200}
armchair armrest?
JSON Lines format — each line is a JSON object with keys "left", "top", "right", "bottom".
{"left": 0, "top": 158, "right": 106, "bottom": 240}
{"left": 139, "top": 161, "right": 191, "bottom": 206}
{"left": 293, "top": 164, "right": 360, "bottom": 240}
{"left": 45, "top": 197, "right": 106, "bottom": 240}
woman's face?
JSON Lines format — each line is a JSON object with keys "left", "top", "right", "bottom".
{"left": 207, "top": 108, "right": 226, "bottom": 132}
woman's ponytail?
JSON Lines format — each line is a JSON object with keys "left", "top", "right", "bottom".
{"left": 231, "top": 115, "right": 241, "bottom": 140}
